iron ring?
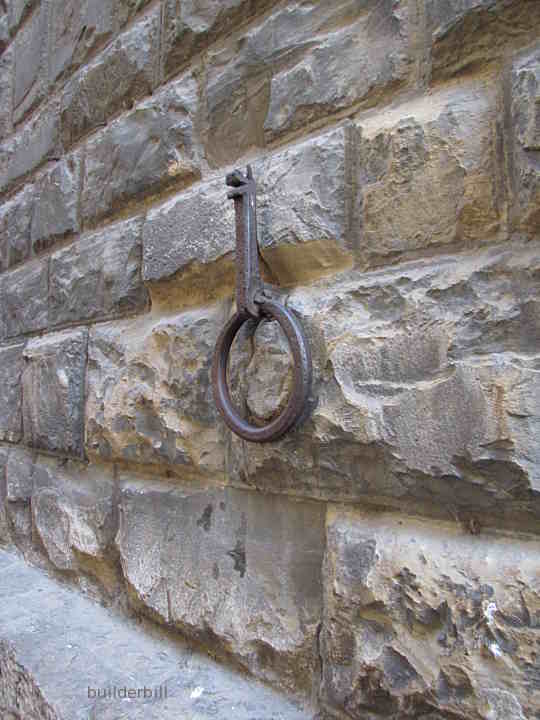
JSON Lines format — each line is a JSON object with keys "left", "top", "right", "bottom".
{"left": 212, "top": 300, "right": 312, "bottom": 442}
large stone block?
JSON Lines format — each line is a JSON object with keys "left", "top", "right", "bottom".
{"left": 81, "top": 72, "right": 200, "bottom": 227}
{"left": 60, "top": 7, "right": 160, "bottom": 148}
{"left": 0, "top": 344, "right": 25, "bottom": 443}
{"left": 427, "top": 0, "right": 540, "bottom": 81}
{"left": 226, "top": 242, "right": 540, "bottom": 526}
{"left": 86, "top": 304, "right": 226, "bottom": 475}
{"left": 49, "top": 217, "right": 148, "bottom": 327}
{"left": 322, "top": 508, "right": 540, "bottom": 719}
{"left": 1, "top": 258, "right": 48, "bottom": 338}
{"left": 117, "top": 481, "right": 325, "bottom": 692}
{"left": 355, "top": 80, "right": 503, "bottom": 264}
{"left": 22, "top": 329, "right": 88, "bottom": 458}
{"left": 31, "top": 154, "right": 81, "bottom": 254}
{"left": 12, "top": 1, "right": 47, "bottom": 121}
{"left": 511, "top": 45, "right": 540, "bottom": 234}
{"left": 205, "top": 0, "right": 411, "bottom": 163}
{"left": 143, "top": 126, "right": 351, "bottom": 292}
{"left": 0, "top": 184, "right": 34, "bottom": 269}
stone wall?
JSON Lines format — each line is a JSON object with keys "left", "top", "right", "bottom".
{"left": 0, "top": 0, "right": 539, "bottom": 717}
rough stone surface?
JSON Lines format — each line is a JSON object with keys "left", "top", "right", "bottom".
{"left": 81, "top": 71, "right": 200, "bottom": 226}
{"left": 322, "top": 508, "right": 540, "bottom": 719}
{"left": 0, "top": 47, "right": 13, "bottom": 140}
{"left": 12, "top": 1, "right": 47, "bottom": 121}
{"left": 4, "top": 447, "right": 33, "bottom": 547}
{"left": 117, "top": 481, "right": 325, "bottom": 693}
{"left": 31, "top": 154, "right": 81, "bottom": 254}
{"left": 0, "top": 448, "right": 10, "bottom": 546}
{"left": 60, "top": 7, "right": 160, "bottom": 148}
{"left": 0, "top": 184, "right": 34, "bottom": 269}
{"left": 0, "top": 344, "right": 25, "bottom": 443}
{"left": 86, "top": 304, "right": 226, "bottom": 475}
{"left": 355, "top": 80, "right": 503, "bottom": 264}
{"left": 49, "top": 217, "right": 148, "bottom": 327}
{"left": 205, "top": 0, "right": 411, "bottom": 163}
{"left": 1, "top": 258, "right": 48, "bottom": 337}
{"left": 511, "top": 45, "right": 540, "bottom": 234}
{"left": 0, "top": 548, "right": 313, "bottom": 719}
{"left": 22, "top": 329, "right": 88, "bottom": 458}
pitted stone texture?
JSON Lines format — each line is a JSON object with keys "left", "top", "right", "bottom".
{"left": 22, "top": 329, "right": 88, "bottom": 458}
{"left": 86, "top": 305, "right": 226, "bottom": 475}
{"left": 1, "top": 258, "right": 48, "bottom": 338}
{"left": 4, "top": 447, "right": 33, "bottom": 547}
{"left": 322, "top": 508, "right": 540, "bottom": 719}
{"left": 49, "top": 217, "right": 148, "bottom": 327}
{"left": 81, "top": 71, "right": 200, "bottom": 226}
{"left": 0, "top": 641, "right": 59, "bottom": 720}
{"left": 0, "top": 47, "right": 13, "bottom": 140}
{"left": 12, "top": 1, "right": 47, "bottom": 121}
{"left": 117, "top": 481, "right": 325, "bottom": 693}
{"left": 61, "top": 8, "right": 160, "bottom": 148}
{"left": 0, "top": 344, "right": 25, "bottom": 443}
{"left": 31, "top": 154, "right": 81, "bottom": 254}
{"left": 0, "top": 184, "right": 33, "bottom": 269}
{"left": 427, "top": 0, "right": 540, "bottom": 81}
{"left": 511, "top": 46, "right": 540, "bottom": 233}
{"left": 206, "top": 0, "right": 411, "bottom": 163}
{"left": 0, "top": 448, "right": 9, "bottom": 545}
{"left": 355, "top": 80, "right": 503, "bottom": 264}
{"left": 227, "top": 242, "right": 540, "bottom": 525}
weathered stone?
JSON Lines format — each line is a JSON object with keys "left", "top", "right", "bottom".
{"left": 12, "top": 1, "right": 47, "bottom": 122}
{"left": 427, "top": 0, "right": 540, "bottom": 81}
{"left": 0, "top": 448, "right": 9, "bottom": 545}
{"left": 0, "top": 47, "right": 13, "bottom": 140}
{"left": 511, "top": 46, "right": 540, "bottom": 234}
{"left": 117, "top": 481, "right": 325, "bottom": 692}
{"left": 86, "top": 305, "right": 226, "bottom": 475}
{"left": 0, "top": 100, "right": 61, "bottom": 192}
{"left": 4, "top": 447, "right": 33, "bottom": 545}
{"left": 355, "top": 80, "right": 503, "bottom": 264}
{"left": 322, "top": 508, "right": 540, "bottom": 719}
{"left": 31, "top": 154, "right": 81, "bottom": 254}
{"left": 0, "top": 344, "right": 25, "bottom": 443}
{"left": 0, "top": 6, "right": 8, "bottom": 54}
{"left": 227, "top": 242, "right": 540, "bottom": 526}
{"left": 22, "top": 329, "right": 88, "bottom": 458}
{"left": 162, "top": 0, "right": 277, "bottom": 78}
{"left": 8, "top": 0, "right": 37, "bottom": 33}
{"left": 1, "top": 258, "right": 48, "bottom": 337}
{"left": 61, "top": 8, "right": 160, "bottom": 148}
{"left": 81, "top": 71, "right": 200, "bottom": 227}
{"left": 206, "top": 0, "right": 411, "bottom": 163}
{"left": 49, "top": 217, "right": 148, "bottom": 327}
{"left": 0, "top": 184, "right": 33, "bottom": 268}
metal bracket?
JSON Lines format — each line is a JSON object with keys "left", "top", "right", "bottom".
{"left": 212, "top": 165, "right": 312, "bottom": 443}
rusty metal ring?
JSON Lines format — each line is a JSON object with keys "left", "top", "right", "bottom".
{"left": 212, "top": 299, "right": 312, "bottom": 442}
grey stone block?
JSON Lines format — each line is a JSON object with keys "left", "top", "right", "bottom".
{"left": 49, "top": 217, "right": 148, "bottom": 327}
{"left": 0, "top": 47, "right": 13, "bottom": 141}
{"left": 61, "top": 7, "right": 160, "bottom": 148}
{"left": 0, "top": 343, "right": 25, "bottom": 443}
{"left": 31, "top": 154, "right": 81, "bottom": 254}
{"left": 12, "top": 1, "right": 47, "bottom": 122}
{"left": 117, "top": 481, "right": 325, "bottom": 693}
{"left": 22, "top": 329, "right": 88, "bottom": 458}
{"left": 0, "top": 184, "right": 34, "bottom": 268}
{"left": 1, "top": 258, "right": 48, "bottom": 338}
{"left": 81, "top": 71, "right": 200, "bottom": 227}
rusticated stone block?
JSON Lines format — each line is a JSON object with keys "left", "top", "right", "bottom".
{"left": 143, "top": 126, "right": 350, "bottom": 289}
{"left": 427, "top": 0, "right": 540, "bottom": 81}
{"left": 86, "top": 304, "right": 226, "bottom": 474}
{"left": 0, "top": 344, "right": 25, "bottom": 443}
{"left": 322, "top": 508, "right": 540, "bottom": 719}
{"left": 511, "top": 46, "right": 540, "bottom": 233}
{"left": 12, "top": 1, "right": 47, "bottom": 122}
{"left": 61, "top": 7, "right": 160, "bottom": 148}
{"left": 0, "top": 101, "right": 61, "bottom": 192}
{"left": 49, "top": 217, "right": 148, "bottom": 327}
{"left": 1, "top": 258, "right": 48, "bottom": 338}
{"left": 0, "top": 184, "right": 33, "bottom": 268}
{"left": 81, "top": 72, "right": 200, "bottom": 227}
{"left": 0, "top": 48, "right": 13, "bottom": 140}
{"left": 206, "top": 0, "right": 411, "bottom": 163}
{"left": 31, "top": 154, "right": 81, "bottom": 254}
{"left": 227, "top": 242, "right": 540, "bottom": 524}
{"left": 117, "top": 481, "right": 325, "bottom": 692}
{"left": 355, "top": 81, "right": 503, "bottom": 264}
{"left": 22, "top": 329, "right": 88, "bottom": 458}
